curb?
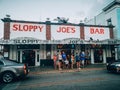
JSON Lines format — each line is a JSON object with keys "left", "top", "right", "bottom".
{"left": 29, "top": 68, "right": 105, "bottom": 75}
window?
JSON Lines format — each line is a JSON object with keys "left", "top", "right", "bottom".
{"left": 107, "top": 18, "right": 112, "bottom": 25}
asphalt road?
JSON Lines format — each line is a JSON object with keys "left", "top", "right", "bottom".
{"left": 0, "top": 69, "right": 120, "bottom": 90}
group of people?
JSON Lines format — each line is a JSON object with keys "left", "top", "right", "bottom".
{"left": 53, "top": 51, "right": 90, "bottom": 70}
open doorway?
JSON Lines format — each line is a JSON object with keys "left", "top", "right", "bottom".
{"left": 22, "top": 50, "right": 35, "bottom": 66}
{"left": 94, "top": 49, "right": 103, "bottom": 63}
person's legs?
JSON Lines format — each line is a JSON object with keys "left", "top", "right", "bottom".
{"left": 71, "top": 62, "right": 74, "bottom": 69}
{"left": 82, "top": 60, "right": 85, "bottom": 68}
{"left": 54, "top": 61, "right": 57, "bottom": 69}
{"left": 58, "top": 62, "right": 62, "bottom": 70}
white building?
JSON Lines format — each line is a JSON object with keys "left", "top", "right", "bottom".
{"left": 87, "top": 0, "right": 120, "bottom": 59}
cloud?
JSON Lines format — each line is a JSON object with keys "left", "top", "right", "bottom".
{"left": 76, "top": 11, "right": 85, "bottom": 17}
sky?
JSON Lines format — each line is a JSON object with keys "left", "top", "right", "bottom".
{"left": 0, "top": 0, "right": 114, "bottom": 38}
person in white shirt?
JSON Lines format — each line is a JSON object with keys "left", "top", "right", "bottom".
{"left": 58, "top": 52, "right": 62, "bottom": 70}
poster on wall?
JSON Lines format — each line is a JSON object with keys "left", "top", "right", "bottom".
{"left": 84, "top": 27, "right": 110, "bottom": 40}
{"left": 51, "top": 25, "right": 80, "bottom": 40}
{"left": 10, "top": 22, "right": 46, "bottom": 40}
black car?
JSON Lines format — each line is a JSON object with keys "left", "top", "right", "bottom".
{"left": 107, "top": 60, "right": 120, "bottom": 73}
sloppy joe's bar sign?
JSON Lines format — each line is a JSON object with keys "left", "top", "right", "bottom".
{"left": 10, "top": 22, "right": 46, "bottom": 40}
{"left": 51, "top": 25, "right": 80, "bottom": 40}
{"left": 84, "top": 27, "right": 110, "bottom": 40}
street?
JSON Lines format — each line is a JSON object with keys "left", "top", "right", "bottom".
{"left": 0, "top": 68, "right": 120, "bottom": 90}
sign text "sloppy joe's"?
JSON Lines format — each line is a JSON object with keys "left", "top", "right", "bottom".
{"left": 12, "top": 23, "right": 44, "bottom": 32}
{"left": 57, "top": 26, "right": 76, "bottom": 33}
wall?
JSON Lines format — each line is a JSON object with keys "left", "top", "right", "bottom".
{"left": 116, "top": 8, "right": 120, "bottom": 39}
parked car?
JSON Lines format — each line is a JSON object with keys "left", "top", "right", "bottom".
{"left": 106, "top": 60, "right": 120, "bottom": 73}
{"left": 0, "top": 59, "right": 29, "bottom": 83}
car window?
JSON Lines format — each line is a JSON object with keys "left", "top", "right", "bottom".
{"left": 4, "top": 60, "right": 19, "bottom": 65}
{"left": 0, "top": 61, "right": 4, "bottom": 65}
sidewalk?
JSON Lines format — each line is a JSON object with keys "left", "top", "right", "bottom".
{"left": 29, "top": 64, "right": 106, "bottom": 75}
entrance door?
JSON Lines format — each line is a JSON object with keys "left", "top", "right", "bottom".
{"left": 94, "top": 49, "right": 103, "bottom": 63}
{"left": 22, "top": 50, "right": 35, "bottom": 66}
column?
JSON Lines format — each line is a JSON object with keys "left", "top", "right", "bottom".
{"left": 1, "top": 18, "right": 11, "bottom": 39}
{"left": 91, "top": 49, "right": 94, "bottom": 64}
{"left": 46, "top": 21, "right": 51, "bottom": 40}
{"left": 20, "top": 50, "right": 22, "bottom": 63}
{"left": 109, "top": 25, "right": 114, "bottom": 39}
{"left": 35, "top": 50, "right": 40, "bottom": 66}
{"left": 115, "top": 48, "right": 118, "bottom": 60}
{"left": 80, "top": 23, "right": 85, "bottom": 39}
{"left": 103, "top": 49, "right": 106, "bottom": 63}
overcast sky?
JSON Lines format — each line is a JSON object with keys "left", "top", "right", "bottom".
{"left": 0, "top": 0, "right": 114, "bottom": 38}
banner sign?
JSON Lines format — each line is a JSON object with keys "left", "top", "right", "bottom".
{"left": 51, "top": 25, "right": 80, "bottom": 40}
{"left": 84, "top": 27, "right": 110, "bottom": 40}
{"left": 10, "top": 22, "right": 46, "bottom": 40}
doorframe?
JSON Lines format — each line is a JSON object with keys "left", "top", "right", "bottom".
{"left": 18, "top": 49, "right": 39, "bottom": 66}
{"left": 91, "top": 49, "right": 106, "bottom": 64}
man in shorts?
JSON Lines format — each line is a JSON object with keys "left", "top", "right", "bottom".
{"left": 80, "top": 51, "right": 85, "bottom": 68}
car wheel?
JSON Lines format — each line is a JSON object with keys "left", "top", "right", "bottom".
{"left": 2, "top": 72, "right": 14, "bottom": 83}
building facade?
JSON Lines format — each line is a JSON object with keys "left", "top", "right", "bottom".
{"left": 87, "top": 0, "right": 120, "bottom": 59}
{"left": 0, "top": 17, "right": 118, "bottom": 66}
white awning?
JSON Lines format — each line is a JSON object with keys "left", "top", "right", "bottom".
{"left": 0, "top": 37, "right": 120, "bottom": 45}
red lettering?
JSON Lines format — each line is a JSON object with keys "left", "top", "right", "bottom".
{"left": 62, "top": 27, "right": 66, "bottom": 33}
{"left": 100, "top": 29, "right": 104, "bottom": 34}
{"left": 66, "top": 27, "right": 71, "bottom": 33}
{"left": 95, "top": 29, "right": 99, "bottom": 34}
{"left": 71, "top": 27, "right": 75, "bottom": 33}
{"left": 23, "top": 25, "right": 29, "bottom": 31}
{"left": 19, "top": 24, "right": 23, "bottom": 31}
{"left": 90, "top": 27, "right": 105, "bottom": 34}
{"left": 57, "top": 27, "right": 61, "bottom": 32}
{"left": 38, "top": 26, "right": 44, "bottom": 32}
{"left": 12, "top": 24, "right": 18, "bottom": 31}
{"left": 33, "top": 26, "right": 37, "bottom": 32}
{"left": 29, "top": 25, "right": 34, "bottom": 31}
{"left": 12, "top": 23, "right": 44, "bottom": 32}
{"left": 90, "top": 28, "right": 94, "bottom": 34}
{"left": 57, "top": 26, "right": 76, "bottom": 33}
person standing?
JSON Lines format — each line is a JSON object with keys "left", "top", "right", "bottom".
{"left": 64, "top": 58, "right": 69, "bottom": 69}
{"left": 75, "top": 53, "right": 81, "bottom": 70}
{"left": 85, "top": 50, "right": 90, "bottom": 65}
{"left": 80, "top": 51, "right": 85, "bottom": 68}
{"left": 58, "top": 52, "right": 62, "bottom": 70}
{"left": 62, "top": 51, "right": 67, "bottom": 61}
{"left": 71, "top": 54, "right": 74, "bottom": 69}
{"left": 67, "top": 54, "right": 71, "bottom": 69}
{"left": 53, "top": 53, "right": 58, "bottom": 70}
{"left": 61, "top": 51, "right": 67, "bottom": 69}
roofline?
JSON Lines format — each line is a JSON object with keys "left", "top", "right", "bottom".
{"left": 1, "top": 18, "right": 114, "bottom": 28}
{"left": 103, "top": 0, "right": 120, "bottom": 11}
